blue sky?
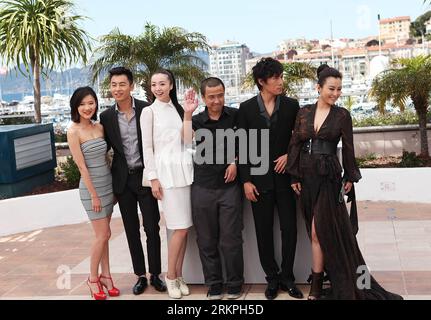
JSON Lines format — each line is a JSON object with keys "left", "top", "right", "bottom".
{"left": 74, "top": 0, "right": 429, "bottom": 53}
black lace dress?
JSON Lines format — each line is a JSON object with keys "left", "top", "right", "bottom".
{"left": 286, "top": 104, "right": 403, "bottom": 300}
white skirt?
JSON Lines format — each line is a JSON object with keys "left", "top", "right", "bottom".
{"left": 160, "top": 186, "right": 193, "bottom": 230}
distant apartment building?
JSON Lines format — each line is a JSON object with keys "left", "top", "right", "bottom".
{"left": 350, "top": 36, "right": 380, "bottom": 48}
{"left": 277, "top": 38, "right": 321, "bottom": 58}
{"left": 379, "top": 16, "right": 411, "bottom": 45}
{"left": 292, "top": 50, "right": 341, "bottom": 70}
{"left": 292, "top": 43, "right": 431, "bottom": 82}
{"left": 319, "top": 38, "right": 352, "bottom": 49}
{"left": 209, "top": 41, "right": 251, "bottom": 96}
{"left": 277, "top": 38, "right": 361, "bottom": 62}
{"left": 176, "top": 50, "right": 210, "bottom": 96}
{"left": 278, "top": 38, "right": 308, "bottom": 52}
{"left": 196, "top": 50, "right": 210, "bottom": 72}
{"left": 245, "top": 55, "right": 265, "bottom": 76}
{"left": 340, "top": 49, "right": 368, "bottom": 81}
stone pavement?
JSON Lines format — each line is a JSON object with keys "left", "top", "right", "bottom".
{"left": 1, "top": 201, "right": 431, "bottom": 300}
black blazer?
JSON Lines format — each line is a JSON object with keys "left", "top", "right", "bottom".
{"left": 100, "top": 98, "right": 150, "bottom": 195}
{"left": 237, "top": 95, "right": 300, "bottom": 191}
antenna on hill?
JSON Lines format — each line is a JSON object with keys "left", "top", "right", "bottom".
{"left": 378, "top": 14, "right": 382, "bottom": 56}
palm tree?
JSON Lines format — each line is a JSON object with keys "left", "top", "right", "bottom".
{"left": 0, "top": 0, "right": 91, "bottom": 123}
{"left": 243, "top": 61, "right": 317, "bottom": 97}
{"left": 370, "top": 55, "right": 431, "bottom": 158}
{"left": 91, "top": 23, "right": 210, "bottom": 101}
{"left": 344, "top": 96, "right": 356, "bottom": 112}
{"left": 282, "top": 62, "right": 317, "bottom": 96}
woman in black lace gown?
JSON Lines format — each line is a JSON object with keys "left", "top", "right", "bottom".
{"left": 286, "top": 65, "right": 403, "bottom": 300}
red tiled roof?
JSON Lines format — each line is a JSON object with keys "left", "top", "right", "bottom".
{"left": 380, "top": 16, "right": 411, "bottom": 24}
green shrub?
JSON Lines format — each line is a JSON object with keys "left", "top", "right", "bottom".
{"left": 399, "top": 151, "right": 425, "bottom": 168}
{"left": 353, "top": 111, "right": 431, "bottom": 128}
{"left": 356, "top": 153, "right": 377, "bottom": 168}
{"left": 55, "top": 133, "right": 67, "bottom": 143}
{"left": 0, "top": 116, "right": 34, "bottom": 125}
{"left": 59, "top": 156, "right": 80, "bottom": 188}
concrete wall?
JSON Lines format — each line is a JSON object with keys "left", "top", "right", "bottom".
{"left": 181, "top": 167, "right": 431, "bottom": 284}
{"left": 356, "top": 168, "right": 431, "bottom": 203}
{"left": 354, "top": 125, "right": 431, "bottom": 157}
{"left": 0, "top": 190, "right": 121, "bottom": 237}
{"left": 1, "top": 168, "right": 430, "bottom": 284}
{"left": 1, "top": 168, "right": 430, "bottom": 236}
{"left": 179, "top": 204, "right": 312, "bottom": 284}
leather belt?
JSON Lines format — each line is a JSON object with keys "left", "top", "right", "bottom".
{"left": 128, "top": 167, "right": 143, "bottom": 175}
{"left": 302, "top": 139, "right": 338, "bottom": 155}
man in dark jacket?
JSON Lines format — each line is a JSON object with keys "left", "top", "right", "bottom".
{"left": 100, "top": 67, "right": 166, "bottom": 295}
{"left": 237, "top": 58, "right": 303, "bottom": 300}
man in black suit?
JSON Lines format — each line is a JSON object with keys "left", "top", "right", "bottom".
{"left": 237, "top": 58, "right": 303, "bottom": 300}
{"left": 100, "top": 67, "right": 166, "bottom": 295}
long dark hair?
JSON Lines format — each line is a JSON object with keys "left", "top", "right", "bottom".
{"left": 151, "top": 69, "right": 184, "bottom": 121}
{"left": 70, "top": 86, "right": 98, "bottom": 123}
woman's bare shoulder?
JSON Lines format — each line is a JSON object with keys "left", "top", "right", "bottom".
{"left": 94, "top": 122, "right": 104, "bottom": 130}
{"left": 67, "top": 123, "right": 80, "bottom": 135}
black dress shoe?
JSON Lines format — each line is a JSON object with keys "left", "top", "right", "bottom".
{"left": 280, "top": 283, "right": 304, "bottom": 299}
{"left": 265, "top": 281, "right": 279, "bottom": 300}
{"left": 133, "top": 276, "right": 148, "bottom": 295}
{"left": 150, "top": 274, "right": 167, "bottom": 292}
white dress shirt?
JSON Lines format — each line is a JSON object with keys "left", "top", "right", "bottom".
{"left": 141, "top": 99, "right": 194, "bottom": 189}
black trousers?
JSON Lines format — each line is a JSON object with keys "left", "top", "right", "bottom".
{"left": 251, "top": 188, "right": 297, "bottom": 285}
{"left": 192, "top": 183, "right": 244, "bottom": 288}
{"left": 116, "top": 172, "right": 161, "bottom": 276}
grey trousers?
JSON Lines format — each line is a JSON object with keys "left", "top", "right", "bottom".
{"left": 191, "top": 183, "right": 244, "bottom": 287}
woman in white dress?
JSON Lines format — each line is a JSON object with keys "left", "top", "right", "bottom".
{"left": 140, "top": 69, "right": 194, "bottom": 299}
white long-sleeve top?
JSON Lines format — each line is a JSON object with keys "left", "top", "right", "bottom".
{"left": 140, "top": 99, "right": 194, "bottom": 189}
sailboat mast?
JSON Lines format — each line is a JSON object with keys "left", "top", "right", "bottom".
{"left": 330, "top": 20, "right": 335, "bottom": 67}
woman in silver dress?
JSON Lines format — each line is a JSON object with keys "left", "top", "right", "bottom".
{"left": 67, "top": 87, "right": 119, "bottom": 300}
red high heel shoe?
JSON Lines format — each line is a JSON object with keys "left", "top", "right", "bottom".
{"left": 86, "top": 277, "right": 107, "bottom": 300}
{"left": 99, "top": 275, "right": 121, "bottom": 297}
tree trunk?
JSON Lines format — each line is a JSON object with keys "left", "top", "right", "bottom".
{"left": 31, "top": 53, "right": 42, "bottom": 124}
{"left": 417, "top": 108, "right": 430, "bottom": 158}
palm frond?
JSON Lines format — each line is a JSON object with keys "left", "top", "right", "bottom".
{"left": 242, "top": 61, "right": 316, "bottom": 97}
{"left": 0, "top": 0, "right": 91, "bottom": 72}
{"left": 370, "top": 55, "right": 431, "bottom": 114}
{"left": 90, "top": 22, "right": 210, "bottom": 99}
{"left": 370, "top": 55, "right": 431, "bottom": 156}
{"left": 0, "top": 0, "right": 91, "bottom": 123}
